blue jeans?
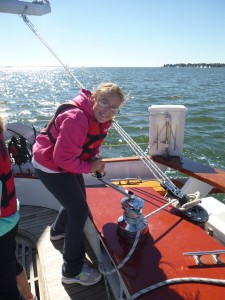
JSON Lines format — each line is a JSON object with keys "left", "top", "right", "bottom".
{"left": 34, "top": 169, "right": 89, "bottom": 277}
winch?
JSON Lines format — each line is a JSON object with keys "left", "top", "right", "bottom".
{"left": 95, "top": 172, "right": 149, "bottom": 243}
{"left": 118, "top": 192, "right": 149, "bottom": 243}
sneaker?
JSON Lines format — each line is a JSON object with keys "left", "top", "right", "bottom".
{"left": 62, "top": 264, "right": 102, "bottom": 286}
{"left": 50, "top": 226, "right": 65, "bottom": 241}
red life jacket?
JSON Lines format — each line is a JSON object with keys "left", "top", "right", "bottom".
{"left": 41, "top": 102, "right": 110, "bottom": 162}
{"left": 0, "top": 134, "right": 17, "bottom": 217}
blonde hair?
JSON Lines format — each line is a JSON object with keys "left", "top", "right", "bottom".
{"left": 92, "top": 82, "right": 126, "bottom": 104}
{"left": 0, "top": 116, "right": 5, "bottom": 134}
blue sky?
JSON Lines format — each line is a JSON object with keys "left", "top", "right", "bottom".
{"left": 0, "top": 0, "right": 225, "bottom": 67}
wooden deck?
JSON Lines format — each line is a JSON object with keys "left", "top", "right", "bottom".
{"left": 17, "top": 205, "right": 112, "bottom": 300}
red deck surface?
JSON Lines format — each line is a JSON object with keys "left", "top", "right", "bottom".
{"left": 86, "top": 186, "right": 225, "bottom": 300}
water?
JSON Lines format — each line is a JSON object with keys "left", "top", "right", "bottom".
{"left": 1, "top": 66, "right": 225, "bottom": 202}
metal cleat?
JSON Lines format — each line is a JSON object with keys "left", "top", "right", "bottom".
{"left": 183, "top": 250, "right": 225, "bottom": 266}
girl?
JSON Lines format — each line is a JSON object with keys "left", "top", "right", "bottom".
{"left": 0, "top": 115, "right": 36, "bottom": 300}
{"left": 32, "top": 82, "right": 125, "bottom": 286}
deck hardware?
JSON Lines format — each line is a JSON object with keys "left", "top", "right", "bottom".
{"left": 207, "top": 227, "right": 214, "bottom": 237}
{"left": 111, "top": 177, "right": 142, "bottom": 185}
{"left": 95, "top": 172, "right": 149, "bottom": 243}
{"left": 161, "top": 179, "right": 186, "bottom": 203}
{"left": 183, "top": 250, "right": 225, "bottom": 266}
{"left": 161, "top": 179, "right": 209, "bottom": 223}
{"left": 112, "top": 121, "right": 205, "bottom": 222}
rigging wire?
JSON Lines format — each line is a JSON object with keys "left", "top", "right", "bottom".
{"left": 112, "top": 120, "right": 172, "bottom": 183}
{"left": 20, "top": 15, "right": 84, "bottom": 89}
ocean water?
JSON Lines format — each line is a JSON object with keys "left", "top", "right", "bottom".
{"left": 0, "top": 66, "right": 225, "bottom": 201}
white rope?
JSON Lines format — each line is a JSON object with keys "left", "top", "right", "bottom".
{"left": 144, "top": 198, "right": 178, "bottom": 218}
{"left": 129, "top": 277, "right": 225, "bottom": 300}
{"left": 102, "top": 274, "right": 112, "bottom": 300}
{"left": 177, "top": 191, "right": 202, "bottom": 211}
{"left": 20, "top": 15, "right": 84, "bottom": 89}
{"left": 98, "top": 229, "right": 141, "bottom": 276}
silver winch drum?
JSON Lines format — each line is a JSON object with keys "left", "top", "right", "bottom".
{"left": 94, "top": 172, "right": 150, "bottom": 243}
{"left": 117, "top": 194, "right": 149, "bottom": 243}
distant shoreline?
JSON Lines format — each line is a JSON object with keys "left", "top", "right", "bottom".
{"left": 1, "top": 64, "right": 225, "bottom": 68}
{"left": 163, "top": 63, "right": 225, "bottom": 68}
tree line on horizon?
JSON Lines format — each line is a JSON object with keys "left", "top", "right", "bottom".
{"left": 163, "top": 63, "right": 225, "bottom": 68}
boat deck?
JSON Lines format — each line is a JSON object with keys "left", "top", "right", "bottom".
{"left": 85, "top": 186, "right": 225, "bottom": 300}
{"left": 15, "top": 168, "right": 225, "bottom": 300}
{"left": 17, "top": 205, "right": 112, "bottom": 300}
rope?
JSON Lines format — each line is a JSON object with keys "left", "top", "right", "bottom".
{"left": 20, "top": 15, "right": 84, "bottom": 89}
{"left": 97, "top": 194, "right": 200, "bottom": 296}
{"left": 129, "top": 277, "right": 225, "bottom": 300}
{"left": 103, "top": 142, "right": 149, "bottom": 147}
{"left": 177, "top": 191, "right": 202, "bottom": 211}
{"left": 99, "top": 229, "right": 141, "bottom": 276}
{"left": 102, "top": 274, "right": 112, "bottom": 300}
{"left": 144, "top": 192, "right": 201, "bottom": 215}
{"left": 144, "top": 198, "right": 177, "bottom": 218}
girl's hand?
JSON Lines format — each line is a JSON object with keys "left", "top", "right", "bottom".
{"left": 90, "top": 158, "right": 105, "bottom": 174}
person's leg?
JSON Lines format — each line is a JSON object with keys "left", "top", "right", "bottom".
{"left": 51, "top": 174, "right": 87, "bottom": 235}
{"left": 52, "top": 206, "right": 67, "bottom": 233}
{"left": 34, "top": 170, "right": 88, "bottom": 277}
{"left": 0, "top": 224, "right": 24, "bottom": 300}
{"left": 16, "top": 262, "right": 34, "bottom": 300}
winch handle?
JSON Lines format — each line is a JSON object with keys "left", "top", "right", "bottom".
{"left": 95, "top": 171, "right": 103, "bottom": 179}
{"left": 94, "top": 172, "right": 134, "bottom": 199}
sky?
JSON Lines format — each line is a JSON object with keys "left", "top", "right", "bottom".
{"left": 0, "top": 0, "right": 225, "bottom": 67}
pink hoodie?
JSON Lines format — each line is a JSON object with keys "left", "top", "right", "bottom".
{"left": 33, "top": 89, "right": 110, "bottom": 174}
